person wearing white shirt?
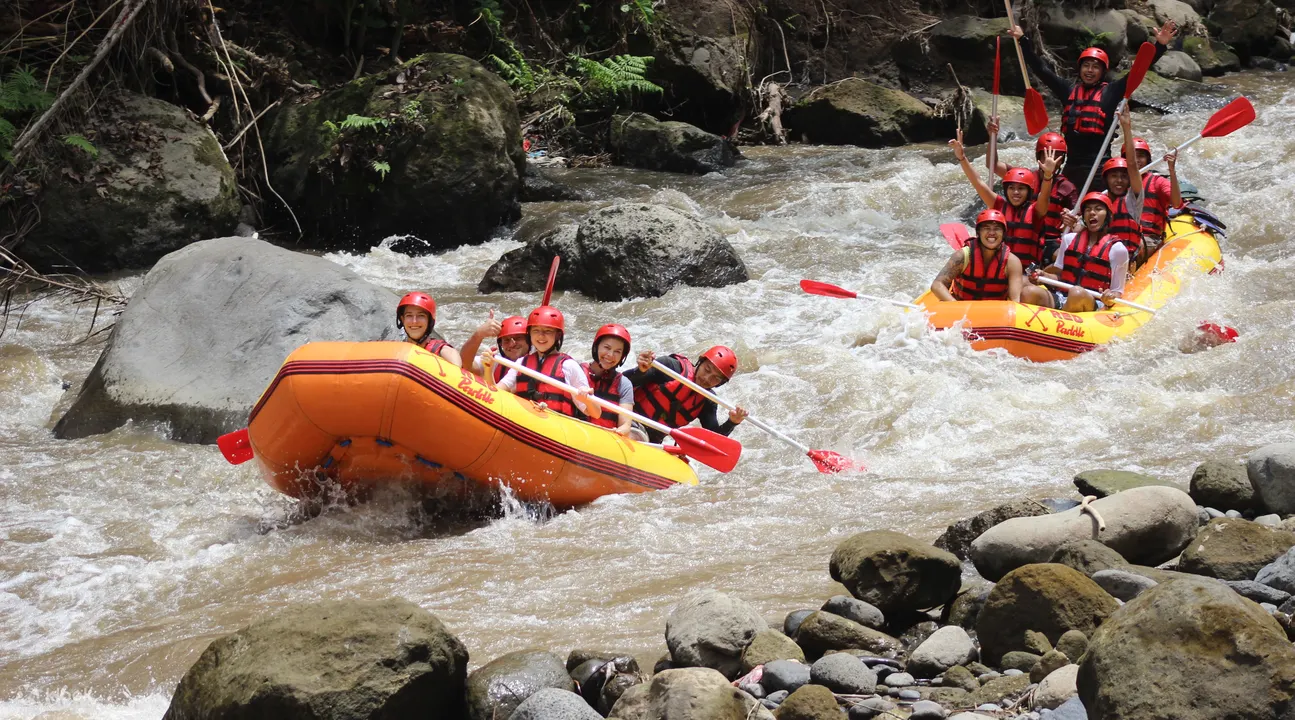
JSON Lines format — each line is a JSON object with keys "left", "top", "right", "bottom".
{"left": 1031, "top": 192, "right": 1127, "bottom": 313}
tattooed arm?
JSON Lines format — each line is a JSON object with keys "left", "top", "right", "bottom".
{"left": 930, "top": 248, "right": 967, "bottom": 302}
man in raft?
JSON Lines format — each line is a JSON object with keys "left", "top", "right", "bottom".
{"left": 397, "top": 292, "right": 463, "bottom": 365}
{"left": 930, "top": 209, "right": 1050, "bottom": 306}
{"left": 1010, "top": 20, "right": 1178, "bottom": 189}
{"left": 1129, "top": 137, "right": 1183, "bottom": 262}
{"left": 582, "top": 324, "right": 649, "bottom": 441}
{"left": 1031, "top": 192, "right": 1128, "bottom": 312}
{"left": 1099, "top": 105, "right": 1147, "bottom": 263}
{"left": 626, "top": 346, "right": 748, "bottom": 444}
{"left": 492, "top": 306, "right": 601, "bottom": 421}
{"left": 949, "top": 128, "right": 1061, "bottom": 268}
{"left": 465, "top": 313, "right": 530, "bottom": 382}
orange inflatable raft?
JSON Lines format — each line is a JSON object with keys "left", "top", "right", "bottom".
{"left": 913, "top": 210, "right": 1224, "bottom": 362}
{"left": 245, "top": 341, "right": 699, "bottom": 507}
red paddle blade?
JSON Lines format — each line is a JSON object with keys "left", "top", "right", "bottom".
{"left": 541, "top": 256, "right": 560, "bottom": 307}
{"left": 217, "top": 428, "right": 254, "bottom": 465}
{"left": 808, "top": 449, "right": 861, "bottom": 474}
{"left": 939, "top": 223, "right": 972, "bottom": 249}
{"left": 1024, "top": 88, "right": 1049, "bottom": 135}
{"left": 800, "top": 279, "right": 858, "bottom": 299}
{"left": 1125, "top": 42, "right": 1157, "bottom": 98}
{"left": 670, "top": 427, "right": 742, "bottom": 473}
{"left": 1198, "top": 321, "right": 1238, "bottom": 345}
{"left": 993, "top": 37, "right": 1001, "bottom": 95}
{"left": 1203, "top": 96, "right": 1255, "bottom": 138}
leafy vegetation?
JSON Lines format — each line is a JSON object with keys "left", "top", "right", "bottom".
{"left": 1, "top": 68, "right": 97, "bottom": 164}
{"left": 574, "top": 55, "right": 661, "bottom": 104}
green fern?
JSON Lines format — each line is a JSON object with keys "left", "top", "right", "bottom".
{"left": 63, "top": 134, "right": 98, "bottom": 158}
{"left": 0, "top": 68, "right": 54, "bottom": 113}
{"left": 371, "top": 160, "right": 390, "bottom": 179}
{"left": 620, "top": 0, "right": 655, "bottom": 26}
{"left": 574, "top": 55, "right": 662, "bottom": 102}
{"left": 339, "top": 113, "right": 388, "bottom": 130}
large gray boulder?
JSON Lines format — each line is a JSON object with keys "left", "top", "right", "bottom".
{"left": 479, "top": 204, "right": 747, "bottom": 301}
{"left": 1257, "top": 548, "right": 1295, "bottom": 594}
{"left": 1207, "top": 0, "right": 1281, "bottom": 58}
{"left": 1183, "top": 35, "right": 1243, "bottom": 75}
{"left": 1178, "top": 518, "right": 1295, "bottom": 580}
{"left": 467, "top": 651, "right": 575, "bottom": 720}
{"left": 645, "top": 0, "right": 757, "bottom": 134}
{"left": 263, "top": 53, "right": 523, "bottom": 253}
{"left": 1078, "top": 576, "right": 1295, "bottom": 719}
{"left": 610, "top": 113, "right": 737, "bottom": 174}
{"left": 1130, "top": 71, "right": 1234, "bottom": 113}
{"left": 892, "top": 16, "right": 1016, "bottom": 92}
{"left": 1248, "top": 442, "right": 1295, "bottom": 515}
{"left": 907, "top": 626, "right": 977, "bottom": 679}
{"left": 54, "top": 237, "right": 398, "bottom": 444}
{"left": 934, "top": 498, "right": 1053, "bottom": 560}
{"left": 511, "top": 689, "right": 601, "bottom": 720}
{"left": 1037, "top": 6, "right": 1131, "bottom": 64}
{"left": 830, "top": 530, "right": 962, "bottom": 614}
{"left": 783, "top": 79, "right": 952, "bottom": 147}
{"left": 1191, "top": 458, "right": 1259, "bottom": 511}
{"left": 20, "top": 93, "right": 239, "bottom": 272}
{"left": 976, "top": 564, "right": 1119, "bottom": 666}
{"left": 1154, "top": 49, "right": 1205, "bottom": 80}
{"left": 162, "top": 599, "right": 468, "bottom": 720}
{"left": 1147, "top": 0, "right": 1205, "bottom": 29}
{"left": 969, "top": 487, "right": 1199, "bottom": 581}
{"left": 607, "top": 667, "right": 772, "bottom": 720}
{"left": 793, "top": 611, "right": 903, "bottom": 661}
{"left": 665, "top": 590, "right": 767, "bottom": 679}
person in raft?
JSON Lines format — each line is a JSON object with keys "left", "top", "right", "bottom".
{"left": 930, "top": 209, "right": 1050, "bottom": 306}
{"left": 490, "top": 305, "right": 600, "bottom": 421}
{"left": 1031, "top": 192, "right": 1129, "bottom": 312}
{"left": 582, "top": 324, "right": 649, "bottom": 441}
{"left": 463, "top": 312, "right": 530, "bottom": 382}
{"left": 625, "top": 346, "right": 748, "bottom": 445}
{"left": 1130, "top": 136, "right": 1183, "bottom": 262}
{"left": 1010, "top": 20, "right": 1177, "bottom": 189}
{"left": 397, "top": 292, "right": 463, "bottom": 365}
{"left": 1099, "top": 105, "right": 1147, "bottom": 262}
{"left": 988, "top": 130, "right": 1077, "bottom": 265}
{"left": 949, "top": 127, "right": 1061, "bottom": 269}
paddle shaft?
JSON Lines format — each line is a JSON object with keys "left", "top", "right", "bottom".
{"left": 1139, "top": 134, "right": 1202, "bottom": 174}
{"left": 860, "top": 293, "right": 922, "bottom": 310}
{"left": 1004, "top": 0, "right": 1033, "bottom": 91}
{"left": 650, "top": 359, "right": 812, "bottom": 455}
{"left": 492, "top": 354, "right": 673, "bottom": 436}
{"left": 1035, "top": 275, "right": 1157, "bottom": 313}
{"left": 1071, "top": 98, "right": 1128, "bottom": 215}
{"left": 989, "top": 37, "right": 1000, "bottom": 182}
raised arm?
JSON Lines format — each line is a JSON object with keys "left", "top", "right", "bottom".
{"left": 1119, "top": 106, "right": 1143, "bottom": 197}
{"left": 1014, "top": 27, "right": 1072, "bottom": 100}
{"left": 1166, "top": 150, "right": 1182, "bottom": 209}
{"left": 459, "top": 310, "right": 502, "bottom": 374}
{"left": 1106, "top": 21, "right": 1175, "bottom": 102}
{"left": 950, "top": 129, "right": 997, "bottom": 207}
{"left": 1034, "top": 148, "right": 1060, "bottom": 217}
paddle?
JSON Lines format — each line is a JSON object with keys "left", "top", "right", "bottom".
{"left": 217, "top": 427, "right": 254, "bottom": 465}
{"left": 989, "top": 36, "right": 1000, "bottom": 182}
{"left": 940, "top": 223, "right": 972, "bottom": 250}
{"left": 490, "top": 354, "right": 743, "bottom": 473}
{"left": 541, "top": 255, "right": 560, "bottom": 306}
{"left": 799, "top": 279, "right": 922, "bottom": 310}
{"left": 650, "top": 360, "right": 859, "bottom": 474}
{"left": 1139, "top": 96, "right": 1256, "bottom": 174}
{"left": 1071, "top": 42, "right": 1158, "bottom": 213}
{"left": 1033, "top": 275, "right": 1157, "bottom": 314}
{"left": 1005, "top": 0, "right": 1049, "bottom": 134}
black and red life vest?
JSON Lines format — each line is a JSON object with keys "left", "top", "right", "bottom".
{"left": 952, "top": 243, "right": 1013, "bottom": 301}
{"left": 633, "top": 354, "right": 708, "bottom": 429}
{"left": 415, "top": 336, "right": 451, "bottom": 355}
{"left": 515, "top": 351, "right": 578, "bottom": 417}
{"left": 1043, "top": 175, "right": 1079, "bottom": 241}
{"left": 995, "top": 196, "right": 1044, "bottom": 266}
{"left": 1059, "top": 231, "right": 1119, "bottom": 293}
{"left": 1061, "top": 83, "right": 1108, "bottom": 137}
{"left": 1104, "top": 191, "right": 1142, "bottom": 253}
{"left": 581, "top": 361, "right": 623, "bottom": 429}
{"left": 1140, "top": 173, "right": 1172, "bottom": 239}
{"left": 491, "top": 362, "right": 507, "bottom": 384}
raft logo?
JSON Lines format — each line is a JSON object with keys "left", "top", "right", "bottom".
{"left": 1049, "top": 309, "right": 1086, "bottom": 339}
{"left": 458, "top": 374, "right": 495, "bottom": 404}
{"left": 1024, "top": 305, "right": 1050, "bottom": 332}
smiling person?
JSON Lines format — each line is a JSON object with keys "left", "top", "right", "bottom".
{"left": 581, "top": 324, "right": 648, "bottom": 441}
{"left": 1033, "top": 192, "right": 1130, "bottom": 313}
{"left": 490, "top": 306, "right": 599, "bottom": 420}
{"left": 1010, "top": 20, "right": 1177, "bottom": 189}
{"left": 626, "top": 345, "right": 748, "bottom": 444}
{"left": 397, "top": 292, "right": 462, "bottom": 365}
{"left": 950, "top": 128, "right": 1060, "bottom": 268}
{"left": 1129, "top": 137, "right": 1183, "bottom": 262}
{"left": 468, "top": 314, "right": 529, "bottom": 382}
{"left": 931, "top": 209, "right": 1049, "bottom": 306}
{"left": 1099, "top": 105, "right": 1146, "bottom": 261}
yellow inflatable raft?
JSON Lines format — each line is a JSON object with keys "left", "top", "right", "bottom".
{"left": 245, "top": 341, "right": 699, "bottom": 507}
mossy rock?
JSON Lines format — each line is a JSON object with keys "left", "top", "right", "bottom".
{"left": 783, "top": 79, "right": 953, "bottom": 147}
{"left": 262, "top": 53, "right": 523, "bottom": 253}
{"left": 1183, "top": 35, "right": 1242, "bottom": 75}
{"left": 1072, "top": 469, "right": 1179, "bottom": 498}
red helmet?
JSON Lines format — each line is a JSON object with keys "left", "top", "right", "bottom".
{"left": 396, "top": 292, "right": 436, "bottom": 330}
{"left": 1002, "top": 167, "right": 1038, "bottom": 193}
{"left": 527, "top": 305, "right": 565, "bottom": 332}
{"left": 1101, "top": 157, "right": 1129, "bottom": 177}
{"left": 591, "top": 324, "right": 632, "bottom": 366}
{"left": 1079, "top": 47, "right": 1109, "bottom": 69}
{"left": 499, "top": 316, "right": 528, "bottom": 338}
{"left": 1080, "top": 192, "right": 1115, "bottom": 216}
{"left": 1132, "top": 137, "right": 1152, "bottom": 156}
{"left": 976, "top": 208, "right": 1008, "bottom": 231}
{"left": 1035, "top": 132, "right": 1068, "bottom": 155}
{"left": 699, "top": 345, "right": 738, "bottom": 381}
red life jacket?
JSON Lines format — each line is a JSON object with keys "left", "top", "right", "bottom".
{"left": 580, "top": 361, "right": 623, "bottom": 429}
{"left": 415, "top": 336, "right": 451, "bottom": 355}
{"left": 1104, "top": 191, "right": 1142, "bottom": 253}
{"left": 952, "top": 243, "right": 1013, "bottom": 301}
{"left": 1140, "top": 173, "right": 1172, "bottom": 239}
{"left": 633, "top": 354, "right": 708, "bottom": 429}
{"left": 515, "top": 351, "right": 578, "bottom": 417}
{"left": 995, "top": 195, "right": 1043, "bottom": 266}
{"left": 1062, "top": 82, "right": 1108, "bottom": 136}
{"left": 1059, "top": 231, "right": 1118, "bottom": 293}
{"left": 492, "top": 362, "right": 507, "bottom": 384}
{"left": 1043, "top": 174, "right": 1079, "bottom": 241}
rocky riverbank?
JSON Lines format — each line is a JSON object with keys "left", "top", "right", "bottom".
{"left": 159, "top": 443, "right": 1295, "bottom": 719}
